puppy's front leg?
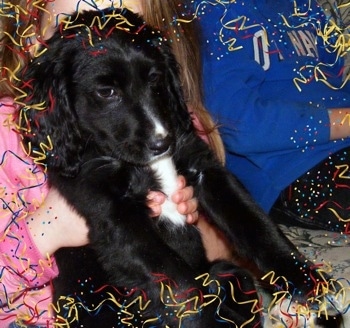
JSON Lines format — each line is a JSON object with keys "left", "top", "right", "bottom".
{"left": 150, "top": 155, "right": 187, "bottom": 226}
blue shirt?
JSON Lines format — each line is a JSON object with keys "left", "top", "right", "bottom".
{"left": 194, "top": 0, "right": 350, "bottom": 211}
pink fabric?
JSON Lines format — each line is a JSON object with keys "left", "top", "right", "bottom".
{"left": 0, "top": 97, "right": 58, "bottom": 327}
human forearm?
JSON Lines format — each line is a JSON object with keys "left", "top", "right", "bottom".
{"left": 25, "top": 188, "right": 90, "bottom": 258}
{"left": 28, "top": 178, "right": 197, "bottom": 258}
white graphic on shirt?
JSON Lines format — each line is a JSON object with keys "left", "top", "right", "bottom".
{"left": 253, "top": 28, "right": 319, "bottom": 72}
{"left": 287, "top": 30, "right": 319, "bottom": 57}
{"left": 253, "top": 30, "right": 270, "bottom": 70}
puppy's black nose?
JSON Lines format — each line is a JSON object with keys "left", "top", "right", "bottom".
{"left": 149, "top": 135, "right": 172, "bottom": 155}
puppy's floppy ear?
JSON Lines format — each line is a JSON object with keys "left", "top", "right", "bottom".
{"left": 19, "top": 46, "right": 83, "bottom": 177}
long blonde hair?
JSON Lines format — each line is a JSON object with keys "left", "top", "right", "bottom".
{"left": 0, "top": 0, "right": 225, "bottom": 162}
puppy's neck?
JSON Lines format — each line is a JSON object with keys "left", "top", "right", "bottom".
{"left": 150, "top": 156, "right": 186, "bottom": 226}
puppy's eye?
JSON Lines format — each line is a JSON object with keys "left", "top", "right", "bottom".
{"left": 96, "top": 88, "right": 119, "bottom": 99}
{"left": 148, "top": 71, "right": 162, "bottom": 85}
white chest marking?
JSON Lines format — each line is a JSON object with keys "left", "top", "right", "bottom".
{"left": 150, "top": 156, "right": 186, "bottom": 226}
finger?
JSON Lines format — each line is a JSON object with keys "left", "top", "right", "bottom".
{"left": 177, "top": 175, "right": 186, "bottom": 189}
{"left": 177, "top": 197, "right": 198, "bottom": 215}
{"left": 149, "top": 204, "right": 162, "bottom": 217}
{"left": 172, "top": 185, "right": 194, "bottom": 204}
{"left": 147, "top": 191, "right": 165, "bottom": 218}
{"left": 147, "top": 191, "right": 166, "bottom": 204}
{"left": 186, "top": 211, "right": 199, "bottom": 224}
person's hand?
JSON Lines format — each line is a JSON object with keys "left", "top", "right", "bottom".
{"left": 26, "top": 188, "right": 89, "bottom": 258}
{"left": 147, "top": 175, "right": 198, "bottom": 224}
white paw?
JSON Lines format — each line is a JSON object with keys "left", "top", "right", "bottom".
{"left": 159, "top": 198, "right": 186, "bottom": 226}
{"left": 151, "top": 156, "right": 186, "bottom": 226}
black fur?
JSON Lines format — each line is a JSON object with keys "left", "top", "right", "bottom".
{"left": 19, "top": 8, "right": 342, "bottom": 327}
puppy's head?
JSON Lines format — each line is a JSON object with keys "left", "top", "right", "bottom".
{"left": 19, "top": 8, "right": 191, "bottom": 177}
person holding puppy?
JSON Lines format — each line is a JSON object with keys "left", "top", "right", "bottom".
{"left": 0, "top": 1, "right": 227, "bottom": 326}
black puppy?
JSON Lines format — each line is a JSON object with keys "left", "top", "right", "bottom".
{"left": 19, "top": 8, "right": 345, "bottom": 327}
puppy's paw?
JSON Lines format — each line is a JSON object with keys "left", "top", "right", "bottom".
{"left": 160, "top": 198, "right": 186, "bottom": 226}
{"left": 151, "top": 156, "right": 186, "bottom": 226}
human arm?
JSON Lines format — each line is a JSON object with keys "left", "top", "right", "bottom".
{"left": 25, "top": 188, "right": 89, "bottom": 257}
{"left": 197, "top": 1, "right": 350, "bottom": 158}
{"left": 203, "top": 58, "right": 332, "bottom": 156}
{"left": 30, "top": 178, "right": 198, "bottom": 258}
